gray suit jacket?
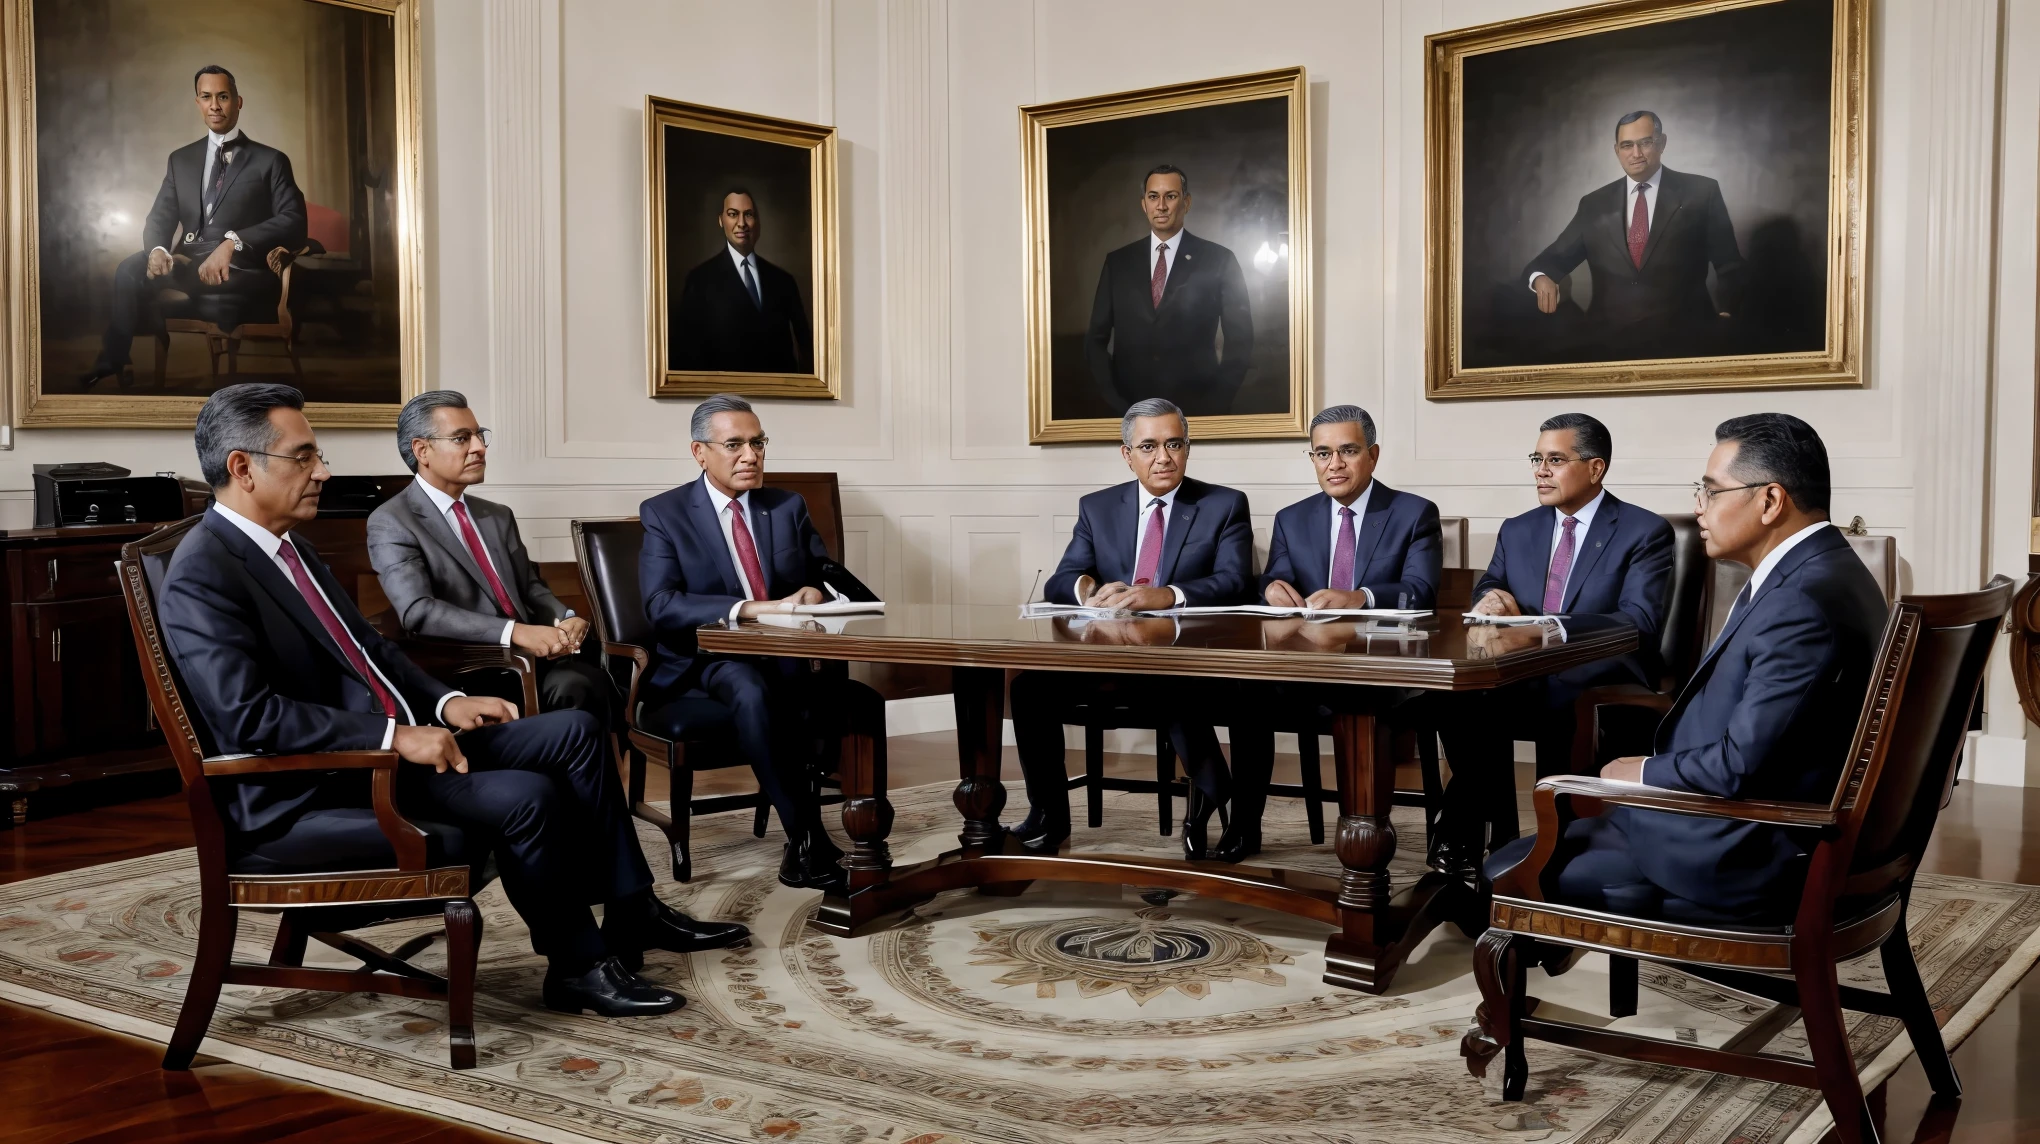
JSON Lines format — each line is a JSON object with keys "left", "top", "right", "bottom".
{"left": 366, "top": 480, "right": 568, "bottom": 644}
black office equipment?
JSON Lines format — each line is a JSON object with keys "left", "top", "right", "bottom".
{"left": 33, "top": 464, "right": 190, "bottom": 529}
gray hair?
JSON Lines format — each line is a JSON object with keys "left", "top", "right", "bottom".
{"left": 691, "top": 392, "right": 756, "bottom": 442}
{"left": 1309, "top": 404, "right": 1377, "bottom": 447}
{"left": 1616, "top": 109, "right": 1663, "bottom": 138}
{"left": 193, "top": 383, "right": 304, "bottom": 488}
{"left": 1120, "top": 397, "right": 1188, "bottom": 447}
{"left": 396, "top": 389, "right": 469, "bottom": 474}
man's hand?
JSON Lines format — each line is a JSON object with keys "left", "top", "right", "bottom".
{"left": 1600, "top": 756, "right": 1647, "bottom": 783}
{"left": 1472, "top": 589, "right": 1521, "bottom": 617}
{"left": 511, "top": 623, "right": 572, "bottom": 658}
{"left": 1264, "top": 579, "right": 1307, "bottom": 608}
{"left": 197, "top": 242, "right": 234, "bottom": 286}
{"left": 556, "top": 615, "right": 591, "bottom": 652}
{"left": 1086, "top": 582, "right": 1175, "bottom": 612}
{"left": 1304, "top": 588, "right": 1369, "bottom": 611}
{"left": 394, "top": 725, "right": 468, "bottom": 774}
{"left": 443, "top": 695, "right": 519, "bottom": 730}
{"left": 1532, "top": 273, "right": 1561, "bottom": 314}
{"left": 1073, "top": 575, "right": 1097, "bottom": 604}
{"left": 737, "top": 586, "right": 825, "bottom": 618}
{"left": 146, "top": 248, "right": 173, "bottom": 279}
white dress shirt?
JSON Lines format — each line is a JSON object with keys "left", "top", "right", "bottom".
{"left": 1149, "top": 230, "right": 1186, "bottom": 294}
{"left": 154, "top": 127, "right": 244, "bottom": 260}
{"left": 1529, "top": 167, "right": 1661, "bottom": 290}
{"left": 1127, "top": 485, "right": 1188, "bottom": 607}
{"left": 1544, "top": 487, "right": 1607, "bottom": 605}
{"left": 706, "top": 471, "right": 768, "bottom": 621}
{"left": 726, "top": 243, "right": 763, "bottom": 301}
{"left": 1326, "top": 481, "right": 1378, "bottom": 606}
{"left": 414, "top": 478, "right": 517, "bottom": 647}
{"left": 210, "top": 502, "right": 460, "bottom": 747}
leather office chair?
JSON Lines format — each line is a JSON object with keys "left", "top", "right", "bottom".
{"left": 1569, "top": 513, "right": 1710, "bottom": 773}
{"left": 120, "top": 517, "right": 485, "bottom": 1071}
{"left": 152, "top": 242, "right": 323, "bottom": 385}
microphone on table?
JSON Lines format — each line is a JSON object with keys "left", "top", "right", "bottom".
{"left": 1024, "top": 567, "right": 1044, "bottom": 605}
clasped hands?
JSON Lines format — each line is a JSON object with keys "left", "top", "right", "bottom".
{"left": 1264, "top": 580, "right": 1369, "bottom": 611}
{"left": 1072, "top": 575, "right": 1175, "bottom": 613}
{"left": 393, "top": 695, "right": 521, "bottom": 775}
{"left": 510, "top": 615, "right": 591, "bottom": 658}
{"left": 147, "top": 245, "right": 236, "bottom": 286}
{"left": 737, "top": 585, "right": 825, "bottom": 618}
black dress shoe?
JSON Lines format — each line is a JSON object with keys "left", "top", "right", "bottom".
{"left": 607, "top": 896, "right": 750, "bottom": 972}
{"left": 1003, "top": 808, "right": 1071, "bottom": 854}
{"left": 542, "top": 957, "right": 684, "bottom": 1017}
{"left": 1181, "top": 788, "right": 1228, "bottom": 862}
{"left": 778, "top": 838, "right": 850, "bottom": 894}
{"left": 1210, "top": 821, "right": 1262, "bottom": 864}
{"left": 78, "top": 366, "right": 119, "bottom": 390}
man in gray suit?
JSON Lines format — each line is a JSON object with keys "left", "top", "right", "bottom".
{"left": 367, "top": 390, "right": 611, "bottom": 719}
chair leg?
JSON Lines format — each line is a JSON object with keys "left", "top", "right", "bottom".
{"left": 752, "top": 799, "right": 770, "bottom": 838}
{"left": 670, "top": 749, "right": 695, "bottom": 883}
{"left": 1881, "top": 906, "right": 1960, "bottom": 1098}
{"left": 1085, "top": 725, "right": 1105, "bottom": 829}
{"left": 1156, "top": 734, "right": 1177, "bottom": 835}
{"left": 267, "top": 913, "right": 307, "bottom": 967}
{"left": 153, "top": 333, "right": 170, "bottom": 387}
{"left": 163, "top": 900, "right": 238, "bottom": 1070}
{"left": 1608, "top": 954, "right": 1638, "bottom": 1018}
{"left": 1298, "top": 733, "right": 1325, "bottom": 845}
{"left": 1795, "top": 943, "right": 1880, "bottom": 1144}
{"left": 1462, "top": 928, "right": 1530, "bottom": 1100}
{"left": 443, "top": 899, "right": 479, "bottom": 1070}
{"left": 286, "top": 337, "right": 304, "bottom": 381}
{"left": 204, "top": 336, "right": 222, "bottom": 380}
{"left": 1417, "top": 729, "right": 1444, "bottom": 835}
{"left": 226, "top": 337, "right": 241, "bottom": 376}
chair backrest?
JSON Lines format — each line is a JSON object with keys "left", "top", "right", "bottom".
{"left": 1834, "top": 576, "right": 2012, "bottom": 895}
{"left": 118, "top": 517, "right": 230, "bottom": 856}
{"left": 1705, "top": 530, "right": 1901, "bottom": 643}
{"left": 1438, "top": 516, "right": 1471, "bottom": 570}
{"left": 1657, "top": 513, "right": 1710, "bottom": 691}
{"left": 573, "top": 517, "right": 652, "bottom": 652}
{"left": 764, "top": 471, "right": 844, "bottom": 562}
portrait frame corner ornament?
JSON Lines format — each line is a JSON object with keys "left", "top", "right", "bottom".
{"left": 1021, "top": 65, "right": 1314, "bottom": 444}
{"left": 644, "top": 95, "right": 842, "bottom": 404}
{"left": 1422, "top": 0, "right": 1869, "bottom": 402}
{"left": 1, "top": 0, "right": 427, "bottom": 431}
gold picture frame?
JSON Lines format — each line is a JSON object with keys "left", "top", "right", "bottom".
{"left": 645, "top": 97, "right": 840, "bottom": 400}
{"left": 1425, "top": 0, "right": 1868, "bottom": 400}
{"left": 1021, "top": 67, "right": 1313, "bottom": 443}
{"left": 1, "top": 0, "right": 427, "bottom": 429}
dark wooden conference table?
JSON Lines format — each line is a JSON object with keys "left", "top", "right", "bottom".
{"left": 695, "top": 604, "right": 1638, "bottom": 994}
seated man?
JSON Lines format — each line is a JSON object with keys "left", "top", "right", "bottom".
{"left": 1218, "top": 404, "right": 1443, "bottom": 861}
{"left": 1435, "top": 413, "right": 1674, "bottom": 861}
{"left": 1007, "top": 397, "right": 1255, "bottom": 858}
{"left": 638, "top": 393, "right": 884, "bottom": 895}
{"left": 159, "top": 384, "right": 747, "bottom": 1019}
{"left": 368, "top": 390, "right": 610, "bottom": 723}
{"left": 1489, "top": 414, "right": 1885, "bottom": 920}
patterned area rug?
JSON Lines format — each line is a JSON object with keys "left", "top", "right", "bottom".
{"left": 2, "top": 782, "right": 2037, "bottom": 1144}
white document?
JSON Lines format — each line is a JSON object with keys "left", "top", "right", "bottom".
{"left": 755, "top": 611, "right": 876, "bottom": 633}
{"left": 1460, "top": 612, "right": 1561, "bottom": 626}
{"left": 1171, "top": 605, "right": 1433, "bottom": 620}
{"left": 753, "top": 598, "right": 885, "bottom": 616}
{"left": 1019, "top": 602, "right": 1138, "bottom": 619}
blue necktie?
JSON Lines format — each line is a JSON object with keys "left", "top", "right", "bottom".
{"left": 741, "top": 258, "right": 762, "bottom": 310}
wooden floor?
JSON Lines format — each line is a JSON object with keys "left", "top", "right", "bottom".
{"left": 4, "top": 741, "right": 2039, "bottom": 1143}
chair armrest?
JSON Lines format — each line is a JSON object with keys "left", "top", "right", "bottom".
{"left": 202, "top": 750, "right": 399, "bottom": 777}
{"left": 603, "top": 641, "right": 651, "bottom": 724}
{"left": 1569, "top": 683, "right": 1673, "bottom": 773}
{"left": 397, "top": 636, "right": 540, "bottom": 717}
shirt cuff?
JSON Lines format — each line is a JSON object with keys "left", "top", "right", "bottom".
{"left": 727, "top": 600, "right": 746, "bottom": 623}
{"left": 1362, "top": 587, "right": 1375, "bottom": 607}
{"left": 151, "top": 246, "right": 171, "bottom": 259}
{"left": 559, "top": 609, "right": 576, "bottom": 620}
{"left": 499, "top": 620, "right": 515, "bottom": 646}
{"left": 1637, "top": 756, "right": 1657, "bottom": 786}
{"left": 1528, "top": 271, "right": 1547, "bottom": 290}
{"left": 225, "top": 229, "right": 243, "bottom": 252}
{"left": 1170, "top": 585, "right": 1186, "bottom": 607}
{"left": 433, "top": 691, "right": 466, "bottom": 727}
{"left": 379, "top": 719, "right": 395, "bottom": 750}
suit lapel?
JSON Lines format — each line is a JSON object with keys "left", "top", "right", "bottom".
{"left": 1605, "top": 181, "right": 1632, "bottom": 264}
{"left": 752, "top": 495, "right": 779, "bottom": 596}
{"left": 1639, "top": 169, "right": 1685, "bottom": 270}
{"left": 1517, "top": 506, "right": 1557, "bottom": 607}
{"left": 473, "top": 502, "right": 530, "bottom": 621}
{"left": 685, "top": 479, "right": 748, "bottom": 597}
{"left": 406, "top": 483, "right": 496, "bottom": 604}
{"left": 1558, "top": 495, "right": 1619, "bottom": 613}
{"left": 1351, "top": 484, "right": 1392, "bottom": 584}
{"left": 207, "top": 514, "right": 361, "bottom": 680}
{"left": 1158, "top": 234, "right": 1195, "bottom": 310}
{"left": 1297, "top": 494, "right": 1333, "bottom": 593}
{"left": 209, "top": 138, "right": 252, "bottom": 221}
{"left": 1157, "top": 487, "right": 1198, "bottom": 587}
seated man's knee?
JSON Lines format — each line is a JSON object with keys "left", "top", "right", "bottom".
{"left": 486, "top": 771, "right": 561, "bottom": 838}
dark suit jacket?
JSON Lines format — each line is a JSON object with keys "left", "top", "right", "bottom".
{"left": 1259, "top": 483, "right": 1443, "bottom": 608}
{"left": 366, "top": 481, "right": 570, "bottom": 644}
{"left": 143, "top": 135, "right": 307, "bottom": 271}
{"left": 1523, "top": 167, "right": 1746, "bottom": 333}
{"left": 1475, "top": 491, "right": 1675, "bottom": 689}
{"left": 1085, "top": 231, "right": 1253, "bottom": 414}
{"left": 157, "top": 510, "right": 454, "bottom": 835}
{"left": 1614, "top": 527, "right": 1887, "bottom": 913}
{"left": 1042, "top": 477, "right": 1254, "bottom": 608}
{"left": 669, "top": 248, "right": 812, "bottom": 373}
{"left": 639, "top": 478, "right": 830, "bottom": 699}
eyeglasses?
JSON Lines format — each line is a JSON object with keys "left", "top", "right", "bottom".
{"left": 1527, "top": 453, "right": 1584, "bottom": 471}
{"left": 421, "top": 429, "right": 492, "bottom": 449}
{"left": 704, "top": 436, "right": 769, "bottom": 455}
{"left": 1692, "top": 481, "right": 1768, "bottom": 509}
{"left": 1308, "top": 445, "right": 1372, "bottom": 463}
{"left": 245, "top": 449, "right": 328, "bottom": 471}
{"left": 1127, "top": 439, "right": 1189, "bottom": 456}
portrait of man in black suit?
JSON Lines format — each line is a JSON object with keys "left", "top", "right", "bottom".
{"left": 1084, "top": 165, "right": 1254, "bottom": 417}
{"left": 668, "top": 189, "right": 813, "bottom": 375}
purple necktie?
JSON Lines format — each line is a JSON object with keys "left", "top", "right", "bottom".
{"left": 1132, "top": 499, "right": 1166, "bottom": 586}
{"left": 1542, "top": 516, "right": 1579, "bottom": 614}
{"left": 1329, "top": 505, "right": 1357, "bottom": 592}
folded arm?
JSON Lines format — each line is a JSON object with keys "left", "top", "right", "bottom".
{"left": 366, "top": 514, "right": 512, "bottom": 644}
{"left": 1043, "top": 511, "right": 1102, "bottom": 605}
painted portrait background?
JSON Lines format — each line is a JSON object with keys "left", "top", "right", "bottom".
{"left": 660, "top": 125, "right": 813, "bottom": 372}
{"left": 1457, "top": 0, "right": 1833, "bottom": 369}
{"left": 1045, "top": 97, "right": 1291, "bottom": 421}
{"left": 32, "top": 0, "right": 401, "bottom": 402}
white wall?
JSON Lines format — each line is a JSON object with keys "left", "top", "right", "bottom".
{"left": 6, "top": 0, "right": 2036, "bottom": 774}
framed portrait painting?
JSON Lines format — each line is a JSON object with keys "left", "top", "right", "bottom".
{"left": 1426, "top": 0, "right": 1868, "bottom": 399}
{"left": 1, "top": 0, "right": 425, "bottom": 429}
{"left": 645, "top": 97, "right": 840, "bottom": 401}
{"left": 1022, "top": 67, "right": 1313, "bottom": 443}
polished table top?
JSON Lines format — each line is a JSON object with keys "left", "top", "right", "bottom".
{"left": 693, "top": 604, "right": 1638, "bottom": 690}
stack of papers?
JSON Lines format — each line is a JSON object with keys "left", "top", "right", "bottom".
{"left": 755, "top": 598, "right": 885, "bottom": 616}
{"left": 1019, "top": 602, "right": 1138, "bottom": 619}
{"left": 1460, "top": 612, "right": 1560, "bottom": 625}
{"left": 1171, "top": 605, "right": 1431, "bottom": 620}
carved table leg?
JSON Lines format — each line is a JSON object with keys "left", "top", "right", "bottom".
{"left": 951, "top": 667, "right": 1008, "bottom": 854}
{"left": 836, "top": 686, "right": 894, "bottom": 891}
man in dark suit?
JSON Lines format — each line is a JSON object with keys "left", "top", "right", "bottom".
{"left": 1489, "top": 414, "right": 1885, "bottom": 919}
{"left": 1008, "top": 397, "right": 1256, "bottom": 857}
{"left": 1085, "top": 165, "right": 1254, "bottom": 416}
{"left": 669, "top": 190, "right": 813, "bottom": 374}
{"left": 158, "top": 384, "right": 748, "bottom": 1018}
{"left": 1524, "top": 110, "right": 1746, "bottom": 359}
{"left": 82, "top": 65, "right": 308, "bottom": 389}
{"left": 638, "top": 393, "right": 883, "bottom": 893}
{"left": 1435, "top": 413, "right": 1675, "bottom": 863}
{"left": 368, "top": 390, "right": 611, "bottom": 722}
{"left": 1214, "top": 404, "right": 1444, "bottom": 860}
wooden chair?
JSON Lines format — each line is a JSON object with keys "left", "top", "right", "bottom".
{"left": 1463, "top": 576, "right": 2013, "bottom": 1144}
{"left": 119, "top": 517, "right": 484, "bottom": 1071}
{"left": 153, "top": 242, "right": 322, "bottom": 385}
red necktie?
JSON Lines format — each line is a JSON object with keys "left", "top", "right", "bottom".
{"left": 727, "top": 499, "right": 769, "bottom": 600}
{"left": 275, "top": 539, "right": 398, "bottom": 718}
{"left": 450, "top": 501, "right": 519, "bottom": 619}
{"left": 1627, "top": 183, "right": 1650, "bottom": 269}
{"left": 1330, "top": 506, "right": 1357, "bottom": 592}
{"left": 1151, "top": 243, "right": 1169, "bottom": 308}
{"left": 1132, "top": 498, "right": 1166, "bottom": 587}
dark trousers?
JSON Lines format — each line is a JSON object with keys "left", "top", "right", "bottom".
{"left": 1224, "top": 682, "right": 1415, "bottom": 832}
{"left": 93, "top": 248, "right": 276, "bottom": 371}
{"left": 463, "top": 647, "right": 616, "bottom": 731}
{"left": 1432, "top": 676, "right": 1585, "bottom": 849}
{"left": 1486, "top": 815, "right": 1747, "bottom": 924}
{"left": 1009, "top": 671, "right": 1229, "bottom": 823}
